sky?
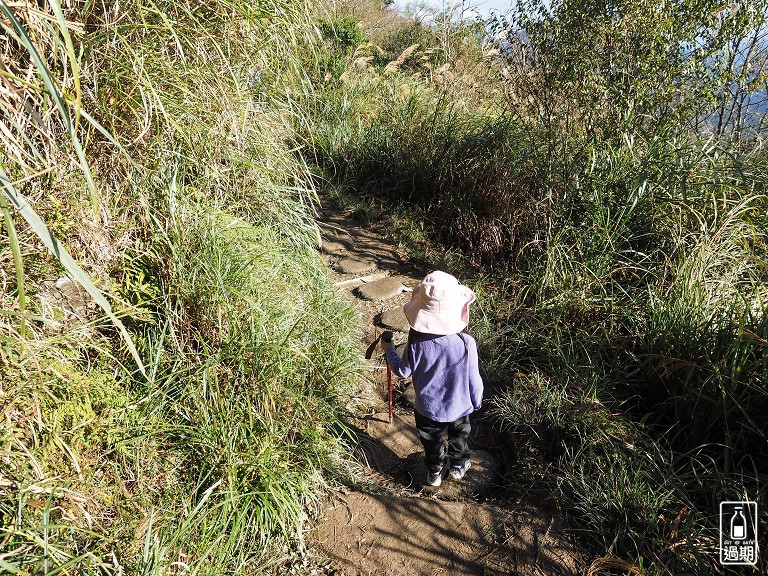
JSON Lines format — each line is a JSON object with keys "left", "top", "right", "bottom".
{"left": 391, "top": 0, "right": 514, "bottom": 21}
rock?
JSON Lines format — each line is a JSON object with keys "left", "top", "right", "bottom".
{"left": 337, "top": 256, "right": 378, "bottom": 275}
{"left": 318, "top": 223, "right": 354, "bottom": 254}
{"left": 356, "top": 277, "right": 404, "bottom": 301}
{"left": 399, "top": 383, "right": 416, "bottom": 408}
{"left": 320, "top": 239, "right": 352, "bottom": 254}
{"left": 379, "top": 307, "right": 410, "bottom": 332}
{"left": 38, "top": 276, "right": 96, "bottom": 331}
{"left": 403, "top": 449, "right": 502, "bottom": 500}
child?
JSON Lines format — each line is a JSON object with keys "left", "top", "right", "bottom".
{"left": 381, "top": 270, "right": 483, "bottom": 487}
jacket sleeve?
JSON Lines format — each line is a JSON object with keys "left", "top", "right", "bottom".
{"left": 468, "top": 338, "right": 483, "bottom": 410}
{"left": 385, "top": 347, "right": 413, "bottom": 379}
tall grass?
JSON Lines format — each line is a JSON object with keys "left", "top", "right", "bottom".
{"left": 471, "top": 136, "right": 768, "bottom": 572}
{"left": 1, "top": 0, "right": 362, "bottom": 574}
{"left": 309, "top": 77, "right": 544, "bottom": 264}
{"left": 303, "top": 5, "right": 768, "bottom": 571}
{"left": 113, "top": 196, "right": 360, "bottom": 573}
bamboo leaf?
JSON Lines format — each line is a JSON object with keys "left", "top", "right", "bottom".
{"left": 48, "top": 0, "right": 81, "bottom": 124}
{"left": 0, "top": 1, "right": 98, "bottom": 216}
{"left": 0, "top": 169, "right": 147, "bottom": 378}
{"left": 0, "top": 558, "right": 28, "bottom": 575}
{"left": 0, "top": 193, "right": 27, "bottom": 339}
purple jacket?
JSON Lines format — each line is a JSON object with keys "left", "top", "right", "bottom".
{"left": 385, "top": 331, "right": 483, "bottom": 422}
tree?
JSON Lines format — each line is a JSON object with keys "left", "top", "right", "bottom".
{"left": 492, "top": 0, "right": 768, "bottom": 140}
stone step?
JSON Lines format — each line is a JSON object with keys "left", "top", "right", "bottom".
{"left": 399, "top": 382, "right": 417, "bottom": 408}
{"left": 334, "top": 272, "right": 387, "bottom": 289}
{"left": 337, "top": 255, "right": 378, "bottom": 275}
{"left": 356, "top": 277, "right": 404, "bottom": 301}
{"left": 318, "top": 223, "right": 354, "bottom": 254}
{"left": 379, "top": 306, "right": 410, "bottom": 332}
{"left": 320, "top": 238, "right": 353, "bottom": 254}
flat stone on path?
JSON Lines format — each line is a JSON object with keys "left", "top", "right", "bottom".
{"left": 356, "top": 277, "right": 404, "bottom": 301}
{"left": 320, "top": 238, "right": 352, "bottom": 254}
{"left": 379, "top": 306, "right": 410, "bottom": 332}
{"left": 399, "top": 382, "right": 416, "bottom": 407}
{"left": 337, "top": 255, "right": 378, "bottom": 275}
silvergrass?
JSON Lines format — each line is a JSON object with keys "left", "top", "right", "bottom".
{"left": 0, "top": 193, "right": 27, "bottom": 340}
{"left": 307, "top": 7, "right": 768, "bottom": 571}
{"left": 2, "top": 1, "right": 361, "bottom": 575}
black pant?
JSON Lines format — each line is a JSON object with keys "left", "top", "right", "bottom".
{"left": 414, "top": 411, "right": 471, "bottom": 474}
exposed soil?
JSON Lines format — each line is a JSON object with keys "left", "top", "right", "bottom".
{"left": 310, "top": 200, "right": 581, "bottom": 576}
{"left": 316, "top": 494, "right": 577, "bottom": 576}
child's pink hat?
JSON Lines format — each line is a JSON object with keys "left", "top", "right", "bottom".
{"left": 403, "top": 271, "right": 476, "bottom": 335}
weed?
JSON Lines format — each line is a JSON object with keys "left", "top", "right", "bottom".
{"left": 305, "top": 3, "right": 768, "bottom": 571}
{"left": 1, "top": 0, "right": 362, "bottom": 574}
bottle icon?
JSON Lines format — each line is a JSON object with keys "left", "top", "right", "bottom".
{"left": 731, "top": 506, "right": 747, "bottom": 540}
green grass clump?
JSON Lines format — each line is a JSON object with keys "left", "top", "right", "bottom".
{"left": 303, "top": 3, "right": 768, "bottom": 572}
{"left": 1, "top": 0, "right": 363, "bottom": 574}
{"left": 116, "top": 197, "right": 360, "bottom": 573}
{"left": 1, "top": 335, "right": 133, "bottom": 574}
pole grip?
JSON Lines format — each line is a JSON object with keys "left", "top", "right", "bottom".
{"left": 382, "top": 330, "right": 393, "bottom": 343}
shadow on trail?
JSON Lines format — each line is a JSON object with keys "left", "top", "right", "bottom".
{"left": 344, "top": 418, "right": 415, "bottom": 484}
{"left": 318, "top": 492, "right": 579, "bottom": 576}
{"left": 317, "top": 201, "right": 581, "bottom": 575}
{"left": 329, "top": 421, "right": 579, "bottom": 575}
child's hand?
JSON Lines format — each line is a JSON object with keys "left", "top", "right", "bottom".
{"left": 380, "top": 338, "right": 394, "bottom": 352}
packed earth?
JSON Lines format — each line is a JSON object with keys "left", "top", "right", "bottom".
{"left": 310, "top": 201, "right": 580, "bottom": 576}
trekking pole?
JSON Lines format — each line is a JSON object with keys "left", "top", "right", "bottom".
{"left": 382, "top": 331, "right": 393, "bottom": 423}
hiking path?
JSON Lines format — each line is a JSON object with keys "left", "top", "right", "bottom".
{"left": 310, "top": 201, "right": 581, "bottom": 576}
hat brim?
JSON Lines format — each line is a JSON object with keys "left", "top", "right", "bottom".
{"left": 403, "top": 285, "right": 475, "bottom": 335}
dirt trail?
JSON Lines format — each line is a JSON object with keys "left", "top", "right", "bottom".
{"left": 311, "top": 202, "right": 580, "bottom": 576}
